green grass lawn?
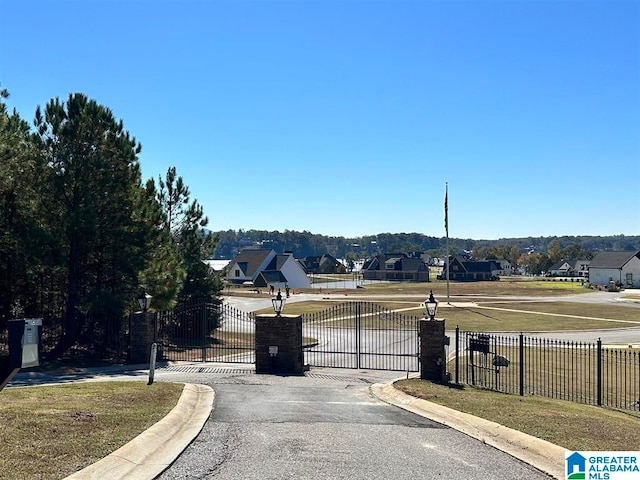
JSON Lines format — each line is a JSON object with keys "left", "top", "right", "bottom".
{"left": 394, "top": 379, "right": 640, "bottom": 451}
{"left": 0, "top": 381, "right": 184, "bottom": 480}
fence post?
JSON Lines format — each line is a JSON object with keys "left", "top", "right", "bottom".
{"left": 455, "top": 326, "right": 460, "bottom": 384}
{"left": 129, "top": 311, "right": 157, "bottom": 364}
{"left": 519, "top": 332, "right": 524, "bottom": 397}
{"left": 419, "top": 318, "right": 448, "bottom": 383}
{"left": 597, "top": 338, "right": 602, "bottom": 406}
{"left": 355, "top": 302, "right": 361, "bottom": 370}
{"left": 201, "top": 303, "right": 207, "bottom": 362}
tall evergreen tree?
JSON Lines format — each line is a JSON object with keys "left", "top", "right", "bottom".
{"left": 152, "top": 167, "right": 221, "bottom": 303}
{"left": 34, "top": 93, "right": 148, "bottom": 346}
{"left": 0, "top": 89, "right": 41, "bottom": 322}
{"left": 136, "top": 178, "right": 184, "bottom": 311}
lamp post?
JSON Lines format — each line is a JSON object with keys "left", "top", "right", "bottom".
{"left": 425, "top": 290, "right": 438, "bottom": 320}
{"left": 137, "top": 290, "right": 152, "bottom": 312}
{"left": 272, "top": 289, "right": 285, "bottom": 316}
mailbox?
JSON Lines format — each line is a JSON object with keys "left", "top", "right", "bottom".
{"left": 9, "top": 318, "right": 43, "bottom": 369}
{"left": 492, "top": 354, "right": 510, "bottom": 368}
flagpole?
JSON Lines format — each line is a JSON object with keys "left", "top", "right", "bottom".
{"left": 445, "top": 182, "right": 450, "bottom": 304}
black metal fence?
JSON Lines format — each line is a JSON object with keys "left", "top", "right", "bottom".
{"left": 454, "top": 329, "right": 640, "bottom": 412}
{"left": 0, "top": 312, "right": 129, "bottom": 363}
{"left": 157, "top": 301, "right": 255, "bottom": 363}
{"left": 0, "top": 300, "right": 254, "bottom": 365}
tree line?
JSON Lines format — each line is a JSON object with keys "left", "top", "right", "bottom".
{"left": 0, "top": 90, "right": 221, "bottom": 351}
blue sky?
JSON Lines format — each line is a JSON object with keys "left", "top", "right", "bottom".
{"left": 2, "top": 0, "right": 639, "bottom": 240}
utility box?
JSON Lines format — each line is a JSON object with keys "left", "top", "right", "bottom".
{"left": 1, "top": 319, "right": 43, "bottom": 392}
{"left": 9, "top": 318, "right": 43, "bottom": 369}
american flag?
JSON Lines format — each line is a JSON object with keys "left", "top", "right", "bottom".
{"left": 444, "top": 183, "right": 448, "bottom": 236}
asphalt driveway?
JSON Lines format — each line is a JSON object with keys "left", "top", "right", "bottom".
{"left": 156, "top": 367, "right": 552, "bottom": 480}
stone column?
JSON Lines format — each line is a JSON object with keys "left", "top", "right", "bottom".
{"left": 255, "top": 314, "right": 304, "bottom": 375}
{"left": 419, "top": 318, "right": 449, "bottom": 383}
{"left": 129, "top": 311, "right": 157, "bottom": 364}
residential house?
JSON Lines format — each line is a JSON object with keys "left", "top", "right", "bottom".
{"left": 493, "top": 259, "right": 513, "bottom": 277}
{"left": 548, "top": 259, "right": 591, "bottom": 278}
{"left": 549, "top": 260, "right": 574, "bottom": 277}
{"left": 299, "top": 254, "right": 346, "bottom": 274}
{"left": 444, "top": 256, "right": 501, "bottom": 281}
{"left": 588, "top": 251, "right": 640, "bottom": 288}
{"left": 226, "top": 248, "right": 311, "bottom": 289}
{"left": 573, "top": 260, "right": 590, "bottom": 278}
{"left": 361, "top": 253, "right": 429, "bottom": 282}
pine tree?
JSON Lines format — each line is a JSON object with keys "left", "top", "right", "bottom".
{"left": 34, "top": 93, "right": 148, "bottom": 347}
{"left": 0, "top": 89, "right": 46, "bottom": 323}
{"left": 151, "top": 167, "right": 221, "bottom": 303}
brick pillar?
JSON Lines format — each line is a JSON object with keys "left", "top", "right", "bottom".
{"left": 129, "top": 311, "right": 157, "bottom": 364}
{"left": 255, "top": 314, "right": 303, "bottom": 375}
{"left": 420, "top": 319, "right": 448, "bottom": 383}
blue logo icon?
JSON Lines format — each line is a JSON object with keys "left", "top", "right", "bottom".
{"left": 566, "top": 452, "right": 586, "bottom": 479}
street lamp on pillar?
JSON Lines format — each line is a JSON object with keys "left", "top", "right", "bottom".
{"left": 425, "top": 290, "right": 438, "bottom": 320}
{"left": 272, "top": 289, "right": 285, "bottom": 316}
{"left": 137, "top": 290, "right": 152, "bottom": 312}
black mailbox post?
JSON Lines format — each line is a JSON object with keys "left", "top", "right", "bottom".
{"left": 1, "top": 319, "right": 43, "bottom": 392}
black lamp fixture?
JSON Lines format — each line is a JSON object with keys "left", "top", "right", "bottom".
{"left": 272, "top": 289, "right": 285, "bottom": 316}
{"left": 137, "top": 290, "right": 152, "bottom": 312}
{"left": 425, "top": 290, "right": 438, "bottom": 320}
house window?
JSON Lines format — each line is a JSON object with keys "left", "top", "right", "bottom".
{"left": 235, "top": 269, "right": 240, "bottom": 277}
{"left": 626, "top": 273, "right": 633, "bottom": 285}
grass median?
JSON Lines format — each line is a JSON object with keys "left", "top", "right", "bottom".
{"left": 394, "top": 379, "right": 640, "bottom": 451}
{"left": 0, "top": 381, "right": 184, "bottom": 480}
{"left": 254, "top": 299, "right": 639, "bottom": 332}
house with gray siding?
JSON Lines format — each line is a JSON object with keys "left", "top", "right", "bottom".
{"left": 361, "top": 253, "right": 429, "bottom": 282}
{"left": 444, "top": 256, "right": 501, "bottom": 281}
{"left": 548, "top": 259, "right": 590, "bottom": 277}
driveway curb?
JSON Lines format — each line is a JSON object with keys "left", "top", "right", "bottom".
{"left": 370, "top": 382, "right": 565, "bottom": 480}
{"left": 64, "top": 383, "right": 214, "bottom": 480}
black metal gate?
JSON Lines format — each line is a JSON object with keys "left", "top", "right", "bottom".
{"left": 157, "top": 300, "right": 255, "bottom": 363}
{"left": 302, "top": 301, "right": 420, "bottom": 372}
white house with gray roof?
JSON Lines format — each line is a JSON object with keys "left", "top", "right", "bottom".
{"left": 226, "top": 248, "right": 311, "bottom": 289}
{"left": 588, "top": 250, "right": 640, "bottom": 288}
